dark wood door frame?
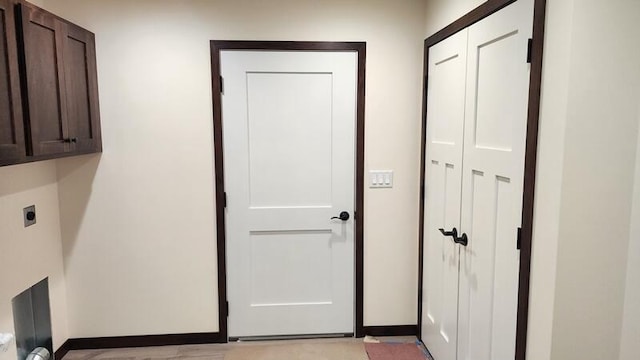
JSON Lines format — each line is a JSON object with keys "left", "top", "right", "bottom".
{"left": 210, "top": 40, "right": 367, "bottom": 340}
{"left": 416, "top": 1, "right": 547, "bottom": 359}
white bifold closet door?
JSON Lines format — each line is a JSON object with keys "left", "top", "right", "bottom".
{"left": 421, "top": 0, "right": 533, "bottom": 359}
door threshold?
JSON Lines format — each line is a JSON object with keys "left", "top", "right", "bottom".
{"left": 230, "top": 333, "right": 354, "bottom": 342}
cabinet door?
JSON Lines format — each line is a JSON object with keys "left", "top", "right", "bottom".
{"left": 0, "top": 0, "right": 25, "bottom": 165}
{"left": 19, "top": 3, "right": 69, "bottom": 157}
{"left": 64, "top": 22, "right": 101, "bottom": 153}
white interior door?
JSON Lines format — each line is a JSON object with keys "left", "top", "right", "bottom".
{"left": 421, "top": 30, "right": 468, "bottom": 360}
{"left": 221, "top": 50, "right": 357, "bottom": 338}
{"left": 457, "top": 0, "right": 533, "bottom": 359}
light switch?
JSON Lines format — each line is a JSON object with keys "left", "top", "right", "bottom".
{"left": 369, "top": 170, "right": 393, "bottom": 188}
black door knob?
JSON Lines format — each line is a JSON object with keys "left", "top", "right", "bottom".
{"left": 454, "top": 233, "right": 469, "bottom": 246}
{"left": 331, "top": 211, "right": 350, "bottom": 221}
{"left": 438, "top": 227, "right": 469, "bottom": 246}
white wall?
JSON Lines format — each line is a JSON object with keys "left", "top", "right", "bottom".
{"left": 619, "top": 100, "right": 640, "bottom": 360}
{"left": 0, "top": 161, "right": 69, "bottom": 360}
{"left": 45, "top": 0, "right": 427, "bottom": 337}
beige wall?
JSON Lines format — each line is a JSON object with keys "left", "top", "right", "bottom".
{"left": 44, "top": 0, "right": 427, "bottom": 337}
{"left": 0, "top": 161, "right": 69, "bottom": 360}
{"left": 424, "top": 0, "right": 484, "bottom": 37}
{"left": 524, "top": 0, "right": 575, "bottom": 357}
{"left": 549, "top": 1, "right": 640, "bottom": 359}
{"left": 619, "top": 101, "right": 640, "bottom": 360}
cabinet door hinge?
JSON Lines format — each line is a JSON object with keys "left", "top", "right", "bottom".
{"left": 517, "top": 227, "right": 522, "bottom": 250}
{"left": 220, "top": 76, "right": 224, "bottom": 94}
{"left": 223, "top": 192, "right": 227, "bottom": 208}
{"left": 226, "top": 300, "right": 229, "bottom": 317}
{"left": 526, "top": 38, "right": 533, "bottom": 63}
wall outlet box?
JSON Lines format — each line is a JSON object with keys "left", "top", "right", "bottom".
{"left": 23, "top": 205, "right": 36, "bottom": 228}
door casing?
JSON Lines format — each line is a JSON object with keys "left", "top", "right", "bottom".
{"left": 210, "top": 40, "right": 367, "bottom": 340}
{"left": 417, "top": 0, "right": 547, "bottom": 359}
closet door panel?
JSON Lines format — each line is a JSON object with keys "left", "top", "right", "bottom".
{"left": 457, "top": 0, "right": 534, "bottom": 359}
{"left": 421, "top": 29, "right": 468, "bottom": 360}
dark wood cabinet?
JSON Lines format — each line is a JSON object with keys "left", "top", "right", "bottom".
{"left": 18, "top": 2, "right": 101, "bottom": 158}
{"left": 0, "top": 0, "right": 101, "bottom": 167}
{"left": 0, "top": 0, "right": 25, "bottom": 166}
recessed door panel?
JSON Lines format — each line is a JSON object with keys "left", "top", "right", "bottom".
{"left": 246, "top": 72, "right": 333, "bottom": 208}
{"left": 21, "top": 5, "right": 68, "bottom": 156}
{"left": 250, "top": 231, "right": 333, "bottom": 306}
{"left": 64, "top": 23, "right": 101, "bottom": 153}
{"left": 0, "top": 7, "right": 12, "bottom": 145}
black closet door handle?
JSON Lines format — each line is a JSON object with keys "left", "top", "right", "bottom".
{"left": 439, "top": 227, "right": 458, "bottom": 238}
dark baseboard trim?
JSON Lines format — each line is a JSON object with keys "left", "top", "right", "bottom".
{"left": 54, "top": 332, "right": 225, "bottom": 357}
{"left": 54, "top": 339, "right": 72, "bottom": 360}
{"left": 362, "top": 325, "right": 417, "bottom": 337}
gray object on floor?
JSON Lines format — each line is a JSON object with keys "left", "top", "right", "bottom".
{"left": 26, "top": 347, "right": 50, "bottom": 360}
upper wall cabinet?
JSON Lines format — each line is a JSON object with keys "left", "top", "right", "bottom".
{"left": 0, "top": 0, "right": 101, "bottom": 167}
{"left": 18, "top": 2, "right": 101, "bottom": 159}
{"left": 0, "top": 0, "right": 25, "bottom": 166}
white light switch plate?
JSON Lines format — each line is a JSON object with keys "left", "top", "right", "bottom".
{"left": 369, "top": 170, "right": 393, "bottom": 188}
